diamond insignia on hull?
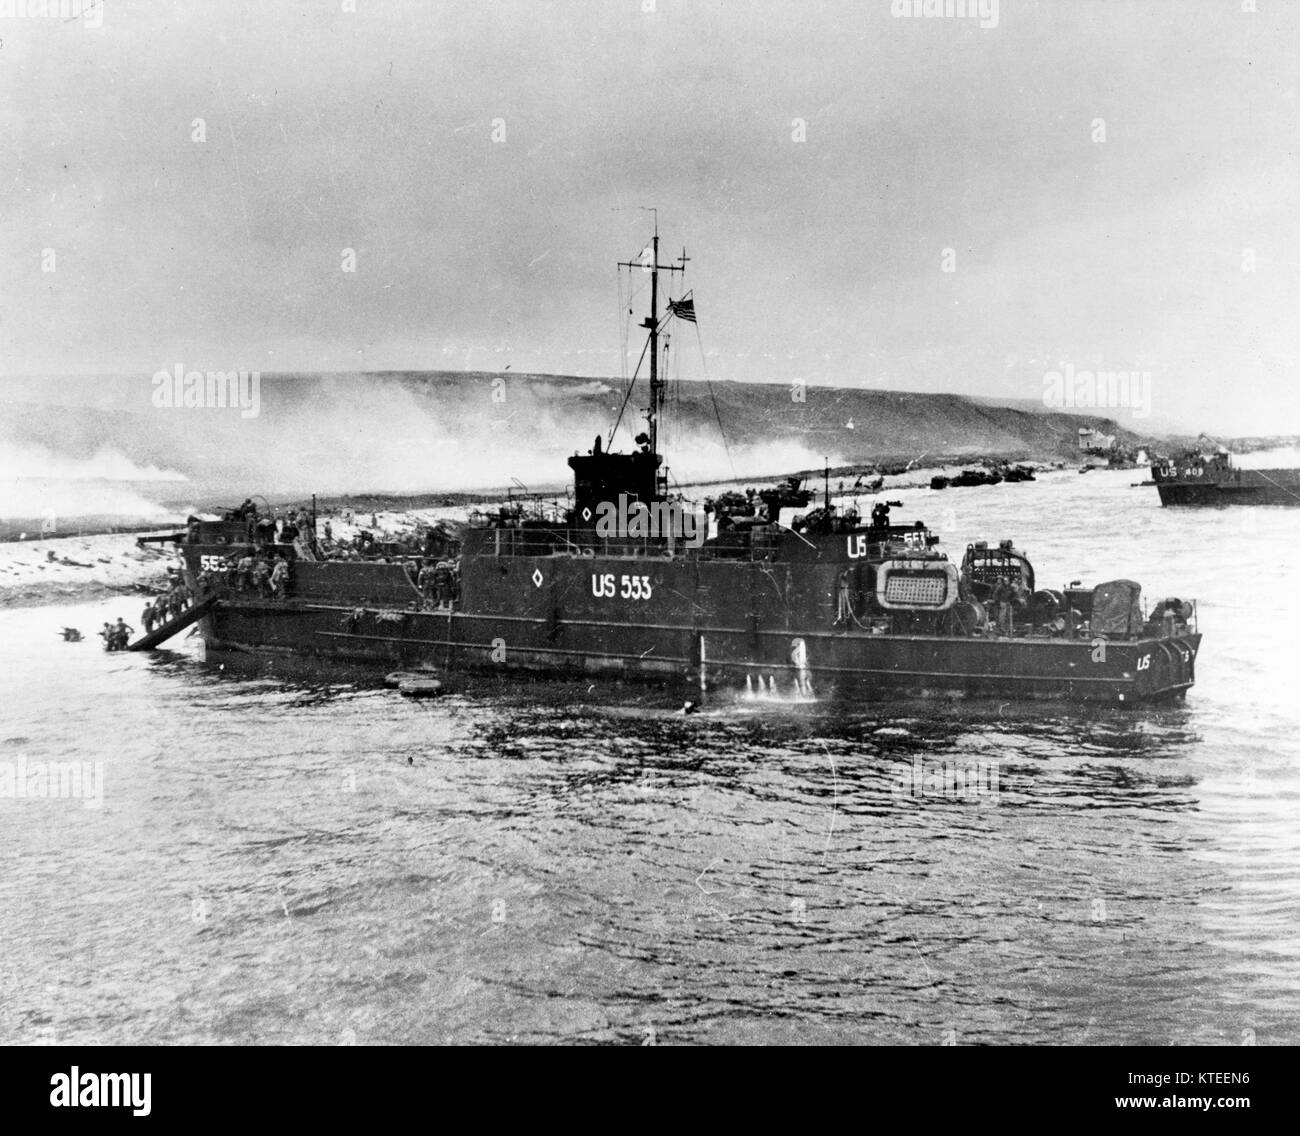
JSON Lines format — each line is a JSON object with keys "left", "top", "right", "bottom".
{"left": 532, "top": 569, "right": 544, "bottom": 588}
{"left": 581, "top": 507, "right": 592, "bottom": 522}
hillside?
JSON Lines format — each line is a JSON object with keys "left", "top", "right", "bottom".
{"left": 1, "top": 372, "right": 1151, "bottom": 509}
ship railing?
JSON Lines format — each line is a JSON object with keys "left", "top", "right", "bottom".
{"left": 478, "top": 528, "right": 787, "bottom": 562}
{"left": 696, "top": 531, "right": 782, "bottom": 561}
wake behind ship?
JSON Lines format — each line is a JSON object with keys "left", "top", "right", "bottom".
{"left": 137, "top": 226, "right": 1202, "bottom": 705}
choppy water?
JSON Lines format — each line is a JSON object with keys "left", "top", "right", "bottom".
{"left": 2, "top": 468, "right": 1298, "bottom": 1045}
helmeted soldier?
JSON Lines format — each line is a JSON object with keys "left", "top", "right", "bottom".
{"left": 433, "top": 560, "right": 454, "bottom": 607}
{"left": 269, "top": 556, "right": 290, "bottom": 599}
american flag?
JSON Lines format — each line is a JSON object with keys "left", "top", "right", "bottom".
{"left": 667, "top": 296, "right": 696, "bottom": 323}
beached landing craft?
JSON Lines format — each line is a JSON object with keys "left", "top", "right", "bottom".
{"left": 1152, "top": 441, "right": 1300, "bottom": 507}
{"left": 137, "top": 227, "right": 1201, "bottom": 705}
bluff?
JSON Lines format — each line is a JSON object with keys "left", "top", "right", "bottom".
{"left": 1, "top": 371, "right": 1151, "bottom": 503}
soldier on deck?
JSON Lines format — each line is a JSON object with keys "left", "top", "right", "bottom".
{"left": 433, "top": 560, "right": 454, "bottom": 608}
{"left": 142, "top": 602, "right": 157, "bottom": 634}
{"left": 235, "top": 551, "right": 255, "bottom": 591}
{"left": 1009, "top": 577, "right": 1030, "bottom": 631}
{"left": 238, "top": 499, "right": 258, "bottom": 543}
{"left": 269, "top": 556, "right": 290, "bottom": 599}
{"left": 988, "top": 578, "right": 1013, "bottom": 635}
{"left": 251, "top": 557, "right": 271, "bottom": 597}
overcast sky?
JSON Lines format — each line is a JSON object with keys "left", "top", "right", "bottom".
{"left": 1, "top": 0, "right": 1296, "bottom": 434}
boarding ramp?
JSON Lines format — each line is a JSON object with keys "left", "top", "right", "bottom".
{"left": 127, "top": 594, "right": 219, "bottom": 651}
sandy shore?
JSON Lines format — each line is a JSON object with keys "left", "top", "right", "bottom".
{"left": 0, "top": 507, "right": 483, "bottom": 610}
{"left": 0, "top": 531, "right": 181, "bottom": 609}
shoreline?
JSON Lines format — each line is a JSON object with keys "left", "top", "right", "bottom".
{"left": 0, "top": 461, "right": 1067, "bottom": 611}
{"left": 0, "top": 532, "right": 178, "bottom": 610}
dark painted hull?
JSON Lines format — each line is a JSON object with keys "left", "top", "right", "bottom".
{"left": 186, "top": 549, "right": 1200, "bottom": 706}
{"left": 1154, "top": 468, "right": 1300, "bottom": 506}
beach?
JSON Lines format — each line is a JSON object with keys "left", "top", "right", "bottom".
{"left": 0, "top": 462, "right": 1051, "bottom": 610}
{"left": 0, "top": 531, "right": 182, "bottom": 609}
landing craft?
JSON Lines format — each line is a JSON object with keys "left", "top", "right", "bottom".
{"left": 1151, "top": 437, "right": 1300, "bottom": 506}
{"left": 136, "top": 224, "right": 1202, "bottom": 705}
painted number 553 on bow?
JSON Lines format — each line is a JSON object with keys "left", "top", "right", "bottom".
{"left": 592, "top": 573, "right": 653, "bottom": 600}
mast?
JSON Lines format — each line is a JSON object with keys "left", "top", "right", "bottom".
{"left": 649, "top": 222, "right": 660, "bottom": 457}
{"left": 618, "top": 212, "right": 686, "bottom": 480}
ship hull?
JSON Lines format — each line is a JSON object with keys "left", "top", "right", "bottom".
{"left": 181, "top": 535, "right": 1198, "bottom": 706}
{"left": 197, "top": 596, "right": 1199, "bottom": 706}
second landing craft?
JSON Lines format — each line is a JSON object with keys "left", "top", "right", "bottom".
{"left": 1152, "top": 442, "right": 1300, "bottom": 507}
